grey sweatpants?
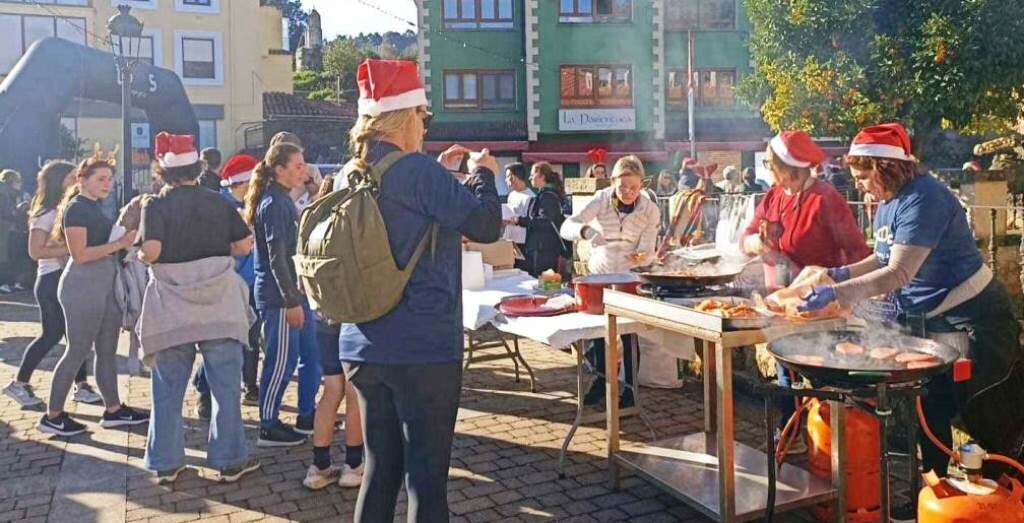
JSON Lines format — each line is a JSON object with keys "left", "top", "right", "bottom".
{"left": 49, "top": 256, "right": 122, "bottom": 413}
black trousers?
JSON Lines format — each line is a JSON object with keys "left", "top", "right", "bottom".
{"left": 344, "top": 361, "right": 462, "bottom": 523}
{"left": 585, "top": 335, "right": 639, "bottom": 395}
{"left": 17, "top": 270, "right": 87, "bottom": 384}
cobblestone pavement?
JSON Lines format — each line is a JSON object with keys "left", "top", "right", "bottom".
{"left": 0, "top": 292, "right": 818, "bottom": 522}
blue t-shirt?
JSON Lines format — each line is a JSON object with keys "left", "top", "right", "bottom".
{"left": 253, "top": 183, "right": 299, "bottom": 310}
{"left": 338, "top": 142, "right": 486, "bottom": 364}
{"left": 872, "top": 174, "right": 982, "bottom": 314}
{"left": 221, "top": 190, "right": 255, "bottom": 289}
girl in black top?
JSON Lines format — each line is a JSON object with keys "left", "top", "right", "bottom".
{"left": 513, "top": 161, "right": 567, "bottom": 277}
{"left": 38, "top": 157, "right": 148, "bottom": 437}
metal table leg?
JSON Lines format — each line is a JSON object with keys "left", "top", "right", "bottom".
{"left": 830, "top": 400, "right": 848, "bottom": 523}
{"left": 877, "top": 384, "right": 892, "bottom": 523}
{"left": 714, "top": 342, "right": 736, "bottom": 521}
{"left": 607, "top": 315, "right": 621, "bottom": 488}
{"left": 511, "top": 337, "right": 537, "bottom": 393}
{"left": 559, "top": 341, "right": 586, "bottom": 478}
{"left": 700, "top": 339, "right": 717, "bottom": 434}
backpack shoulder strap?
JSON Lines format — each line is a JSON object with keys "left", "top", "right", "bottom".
{"left": 368, "top": 151, "right": 412, "bottom": 184}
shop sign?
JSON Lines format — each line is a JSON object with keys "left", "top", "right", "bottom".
{"left": 558, "top": 108, "right": 636, "bottom": 131}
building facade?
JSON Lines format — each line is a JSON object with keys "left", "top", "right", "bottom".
{"left": 419, "top": 0, "right": 769, "bottom": 184}
{"left": 0, "top": 0, "right": 292, "bottom": 161}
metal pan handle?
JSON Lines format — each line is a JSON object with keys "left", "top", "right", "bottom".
{"left": 847, "top": 370, "right": 892, "bottom": 378}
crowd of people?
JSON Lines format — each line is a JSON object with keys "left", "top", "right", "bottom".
{"left": 1, "top": 56, "right": 1022, "bottom": 521}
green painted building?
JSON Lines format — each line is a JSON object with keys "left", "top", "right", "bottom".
{"left": 418, "top": 0, "right": 769, "bottom": 183}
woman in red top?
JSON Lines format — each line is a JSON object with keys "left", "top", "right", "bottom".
{"left": 742, "top": 131, "right": 870, "bottom": 453}
{"left": 743, "top": 131, "right": 870, "bottom": 290}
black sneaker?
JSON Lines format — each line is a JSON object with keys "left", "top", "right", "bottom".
{"left": 156, "top": 465, "right": 187, "bottom": 485}
{"left": 100, "top": 405, "right": 150, "bottom": 428}
{"left": 37, "top": 412, "right": 86, "bottom": 437}
{"left": 295, "top": 413, "right": 314, "bottom": 435}
{"left": 242, "top": 388, "right": 259, "bottom": 407}
{"left": 195, "top": 392, "right": 211, "bottom": 421}
{"left": 257, "top": 421, "right": 306, "bottom": 447}
{"left": 215, "top": 459, "right": 261, "bottom": 483}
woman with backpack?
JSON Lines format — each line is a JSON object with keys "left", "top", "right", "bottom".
{"left": 245, "top": 142, "right": 321, "bottom": 447}
{"left": 511, "top": 161, "right": 567, "bottom": 277}
{"left": 3, "top": 161, "right": 100, "bottom": 407}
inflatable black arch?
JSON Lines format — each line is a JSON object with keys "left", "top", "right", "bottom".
{"left": 0, "top": 37, "right": 198, "bottom": 185}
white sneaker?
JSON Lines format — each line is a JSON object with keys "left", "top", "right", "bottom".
{"left": 302, "top": 464, "right": 340, "bottom": 490}
{"left": 72, "top": 383, "right": 102, "bottom": 404}
{"left": 0, "top": 285, "right": 12, "bottom": 294}
{"left": 338, "top": 463, "right": 364, "bottom": 488}
{"left": 3, "top": 381, "right": 43, "bottom": 407}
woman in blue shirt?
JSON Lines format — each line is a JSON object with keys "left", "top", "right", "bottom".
{"left": 244, "top": 143, "right": 321, "bottom": 448}
{"left": 801, "top": 123, "right": 1024, "bottom": 476}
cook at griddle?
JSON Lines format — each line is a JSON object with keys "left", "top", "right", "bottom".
{"left": 799, "top": 123, "right": 1024, "bottom": 476}
{"left": 741, "top": 130, "right": 870, "bottom": 291}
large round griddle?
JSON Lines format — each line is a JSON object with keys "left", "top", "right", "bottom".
{"left": 629, "top": 266, "right": 742, "bottom": 289}
{"left": 769, "top": 330, "right": 960, "bottom": 386}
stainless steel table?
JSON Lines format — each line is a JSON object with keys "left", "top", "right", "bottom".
{"left": 602, "top": 290, "right": 851, "bottom": 522}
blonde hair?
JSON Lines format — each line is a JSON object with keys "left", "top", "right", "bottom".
{"left": 243, "top": 143, "right": 303, "bottom": 226}
{"left": 346, "top": 108, "right": 419, "bottom": 175}
{"left": 611, "top": 155, "right": 645, "bottom": 179}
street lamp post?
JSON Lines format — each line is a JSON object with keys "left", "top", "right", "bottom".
{"left": 107, "top": 5, "right": 144, "bottom": 207}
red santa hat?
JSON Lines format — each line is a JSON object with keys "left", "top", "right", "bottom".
{"left": 357, "top": 59, "right": 428, "bottom": 117}
{"left": 848, "top": 123, "right": 915, "bottom": 161}
{"left": 220, "top": 154, "right": 258, "bottom": 187}
{"left": 768, "top": 131, "right": 826, "bottom": 168}
{"left": 154, "top": 132, "right": 199, "bottom": 169}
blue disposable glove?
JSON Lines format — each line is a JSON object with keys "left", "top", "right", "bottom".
{"left": 827, "top": 266, "right": 851, "bottom": 283}
{"left": 798, "top": 286, "right": 837, "bottom": 312}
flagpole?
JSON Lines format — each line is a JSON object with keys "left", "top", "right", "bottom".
{"left": 687, "top": 29, "right": 696, "bottom": 159}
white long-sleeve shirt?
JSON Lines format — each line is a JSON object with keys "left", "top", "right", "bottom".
{"left": 560, "top": 187, "right": 661, "bottom": 274}
{"left": 502, "top": 189, "right": 534, "bottom": 244}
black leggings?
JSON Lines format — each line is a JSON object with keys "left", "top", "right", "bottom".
{"left": 16, "top": 271, "right": 87, "bottom": 384}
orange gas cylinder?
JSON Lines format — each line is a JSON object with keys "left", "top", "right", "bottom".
{"left": 805, "top": 399, "right": 881, "bottom": 522}
{"left": 918, "top": 472, "right": 1024, "bottom": 523}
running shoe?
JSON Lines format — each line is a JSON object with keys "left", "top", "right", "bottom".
{"left": 215, "top": 459, "right": 261, "bottom": 483}
{"left": 338, "top": 463, "right": 364, "bottom": 488}
{"left": 302, "top": 464, "right": 340, "bottom": 490}
{"left": 257, "top": 421, "right": 306, "bottom": 447}
{"left": 37, "top": 412, "right": 86, "bottom": 436}
{"left": 294, "top": 413, "right": 315, "bottom": 435}
{"left": 4, "top": 381, "right": 43, "bottom": 407}
{"left": 100, "top": 405, "right": 149, "bottom": 428}
{"left": 73, "top": 383, "right": 102, "bottom": 404}
{"left": 242, "top": 388, "right": 259, "bottom": 406}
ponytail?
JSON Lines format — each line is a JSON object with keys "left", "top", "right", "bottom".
{"left": 243, "top": 143, "right": 303, "bottom": 226}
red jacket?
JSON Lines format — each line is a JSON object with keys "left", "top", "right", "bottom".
{"left": 744, "top": 180, "right": 870, "bottom": 273}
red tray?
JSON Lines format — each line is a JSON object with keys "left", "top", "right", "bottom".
{"left": 498, "top": 295, "right": 575, "bottom": 317}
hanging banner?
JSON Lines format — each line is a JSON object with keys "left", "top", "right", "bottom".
{"left": 558, "top": 108, "right": 636, "bottom": 131}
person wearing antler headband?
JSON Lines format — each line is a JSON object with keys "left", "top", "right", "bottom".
{"left": 37, "top": 147, "right": 149, "bottom": 438}
{"left": 799, "top": 122, "right": 1024, "bottom": 477}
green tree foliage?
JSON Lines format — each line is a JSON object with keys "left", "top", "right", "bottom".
{"left": 738, "top": 0, "right": 1024, "bottom": 160}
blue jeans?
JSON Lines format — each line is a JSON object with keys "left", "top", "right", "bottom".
{"left": 259, "top": 302, "right": 321, "bottom": 429}
{"left": 144, "top": 339, "right": 249, "bottom": 472}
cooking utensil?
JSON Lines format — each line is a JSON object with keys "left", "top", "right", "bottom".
{"left": 498, "top": 294, "right": 574, "bottom": 317}
{"left": 573, "top": 273, "right": 641, "bottom": 314}
{"left": 769, "top": 330, "right": 960, "bottom": 386}
{"left": 664, "top": 296, "right": 775, "bottom": 330}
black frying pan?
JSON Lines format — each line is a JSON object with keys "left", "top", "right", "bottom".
{"left": 769, "top": 330, "right": 960, "bottom": 386}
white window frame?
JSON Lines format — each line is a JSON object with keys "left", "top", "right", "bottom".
{"left": 141, "top": 28, "right": 163, "bottom": 67}
{"left": 174, "top": 30, "right": 223, "bottom": 86}
{"left": 175, "top": 0, "right": 220, "bottom": 15}
{"left": 110, "top": 0, "right": 159, "bottom": 11}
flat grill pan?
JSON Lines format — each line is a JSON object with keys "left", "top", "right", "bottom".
{"left": 629, "top": 266, "right": 741, "bottom": 289}
{"left": 769, "top": 330, "right": 959, "bottom": 386}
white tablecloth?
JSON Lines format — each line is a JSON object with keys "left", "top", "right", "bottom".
{"left": 462, "top": 271, "right": 537, "bottom": 330}
{"left": 491, "top": 312, "right": 651, "bottom": 349}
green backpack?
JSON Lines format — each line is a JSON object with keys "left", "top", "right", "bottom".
{"left": 295, "top": 151, "right": 436, "bottom": 324}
